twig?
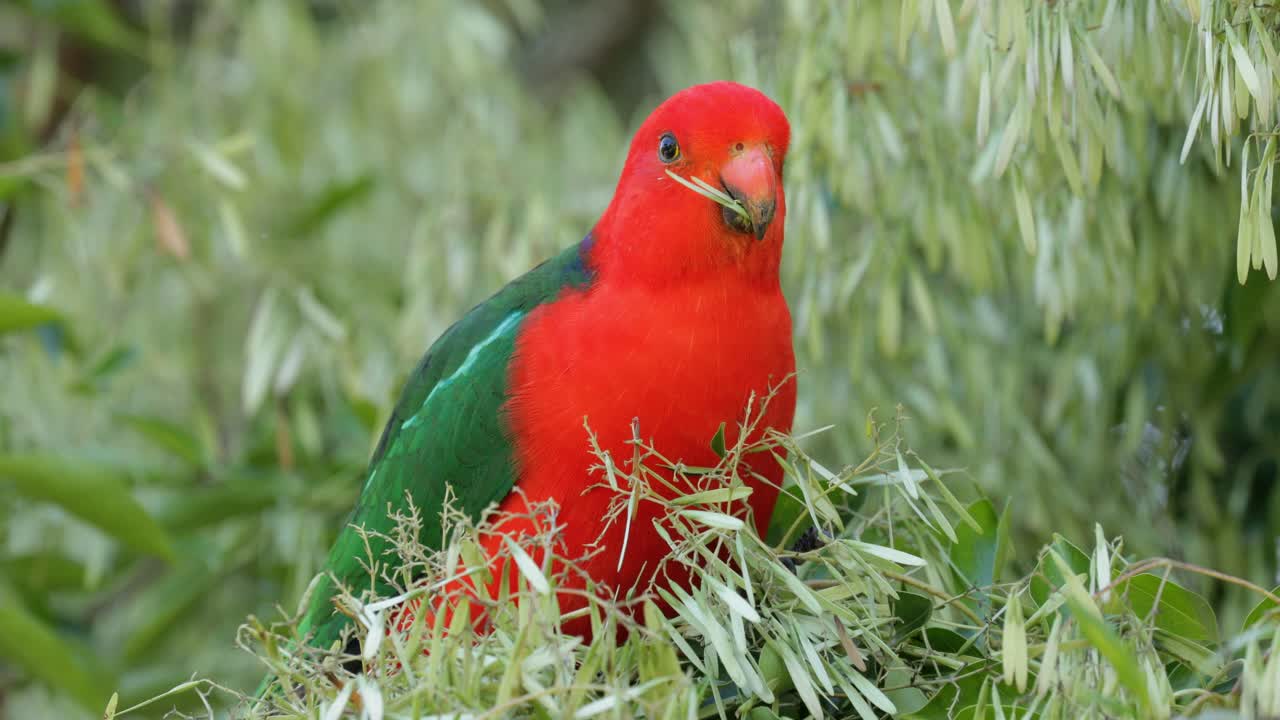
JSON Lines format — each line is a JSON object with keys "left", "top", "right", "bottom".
{"left": 1097, "top": 557, "right": 1280, "bottom": 608}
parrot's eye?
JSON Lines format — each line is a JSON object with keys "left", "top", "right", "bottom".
{"left": 658, "top": 133, "right": 680, "bottom": 163}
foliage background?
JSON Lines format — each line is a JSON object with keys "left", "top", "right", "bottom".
{"left": 1, "top": 0, "right": 1279, "bottom": 716}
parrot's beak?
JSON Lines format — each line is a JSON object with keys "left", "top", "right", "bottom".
{"left": 719, "top": 145, "right": 778, "bottom": 241}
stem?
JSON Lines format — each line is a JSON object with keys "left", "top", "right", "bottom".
{"left": 1097, "top": 557, "right": 1280, "bottom": 607}
{"left": 881, "top": 570, "right": 987, "bottom": 627}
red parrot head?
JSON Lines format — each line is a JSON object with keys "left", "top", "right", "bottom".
{"left": 592, "top": 81, "right": 791, "bottom": 286}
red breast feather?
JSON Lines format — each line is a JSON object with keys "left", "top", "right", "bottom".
{"left": 496, "top": 81, "right": 796, "bottom": 636}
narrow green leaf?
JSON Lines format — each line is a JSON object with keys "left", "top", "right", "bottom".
{"left": 775, "top": 639, "right": 823, "bottom": 719}
{"left": 993, "top": 94, "right": 1025, "bottom": 178}
{"left": 1060, "top": 14, "right": 1075, "bottom": 92}
{"left": 1226, "top": 23, "right": 1262, "bottom": 102}
{"left": 0, "top": 455, "right": 175, "bottom": 560}
{"left": 710, "top": 421, "right": 727, "bottom": 459}
{"left": 976, "top": 68, "right": 991, "bottom": 144}
{"left": 664, "top": 170, "right": 749, "bottom": 222}
{"left": 846, "top": 663, "right": 896, "bottom": 714}
{"left": 768, "top": 558, "right": 823, "bottom": 614}
{"left": 1079, "top": 30, "right": 1120, "bottom": 99}
{"left": 157, "top": 475, "right": 280, "bottom": 531}
{"left": 848, "top": 539, "right": 926, "bottom": 567}
{"left": 1239, "top": 183, "right": 1255, "bottom": 284}
{"left": 502, "top": 536, "right": 549, "bottom": 594}
{"left": 70, "top": 345, "right": 138, "bottom": 394}
{"left": 917, "top": 458, "right": 979, "bottom": 531}
{"left": 680, "top": 509, "right": 744, "bottom": 530}
{"left": 0, "top": 583, "right": 111, "bottom": 711}
{"left": 670, "top": 485, "right": 752, "bottom": 506}
{"left": 714, "top": 580, "right": 760, "bottom": 624}
{"left": 878, "top": 275, "right": 901, "bottom": 358}
{"left": 1062, "top": 585, "right": 1151, "bottom": 711}
{"left": 899, "top": 0, "right": 918, "bottom": 62}
{"left": 187, "top": 140, "right": 246, "bottom": 190}
{"left": 1054, "top": 134, "right": 1084, "bottom": 198}
{"left": 122, "top": 556, "right": 224, "bottom": 660}
{"left": 1013, "top": 174, "right": 1037, "bottom": 254}
{"left": 0, "top": 291, "right": 62, "bottom": 335}
{"left": 117, "top": 414, "right": 205, "bottom": 467}
{"left": 12, "top": 0, "right": 143, "bottom": 53}
{"left": 1181, "top": 90, "right": 1208, "bottom": 165}
{"left": 1261, "top": 172, "right": 1279, "bottom": 280}
{"left": 934, "top": 0, "right": 955, "bottom": 57}
{"left": 1035, "top": 615, "right": 1063, "bottom": 697}
{"left": 286, "top": 174, "right": 375, "bottom": 237}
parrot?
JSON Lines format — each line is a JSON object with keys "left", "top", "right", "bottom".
{"left": 294, "top": 80, "right": 796, "bottom": 657}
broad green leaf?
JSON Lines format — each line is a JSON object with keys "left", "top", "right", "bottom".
{"left": 0, "top": 582, "right": 111, "bottom": 711}
{"left": 764, "top": 486, "right": 808, "bottom": 547}
{"left": 1153, "top": 628, "right": 1219, "bottom": 676}
{"left": 1030, "top": 534, "right": 1090, "bottom": 609}
{"left": 4, "top": 551, "right": 86, "bottom": 594}
{"left": 950, "top": 498, "right": 1010, "bottom": 590}
{"left": 1114, "top": 573, "right": 1218, "bottom": 644}
{"left": 885, "top": 687, "right": 928, "bottom": 716}
{"left": 1244, "top": 585, "right": 1280, "bottom": 630}
{"left": 0, "top": 291, "right": 61, "bottom": 335}
{"left": 922, "top": 627, "right": 973, "bottom": 655}
{"left": 0, "top": 454, "right": 175, "bottom": 560}
{"left": 903, "top": 661, "right": 987, "bottom": 719}
{"left": 893, "top": 592, "right": 933, "bottom": 640}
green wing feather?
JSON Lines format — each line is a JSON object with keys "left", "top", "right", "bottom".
{"left": 296, "top": 240, "right": 594, "bottom": 652}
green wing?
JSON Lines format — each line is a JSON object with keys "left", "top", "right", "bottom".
{"left": 298, "top": 240, "right": 594, "bottom": 652}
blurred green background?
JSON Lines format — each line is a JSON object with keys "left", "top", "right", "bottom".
{"left": 2, "top": 0, "right": 1279, "bottom": 716}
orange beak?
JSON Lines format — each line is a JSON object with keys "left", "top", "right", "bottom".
{"left": 719, "top": 145, "right": 778, "bottom": 241}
